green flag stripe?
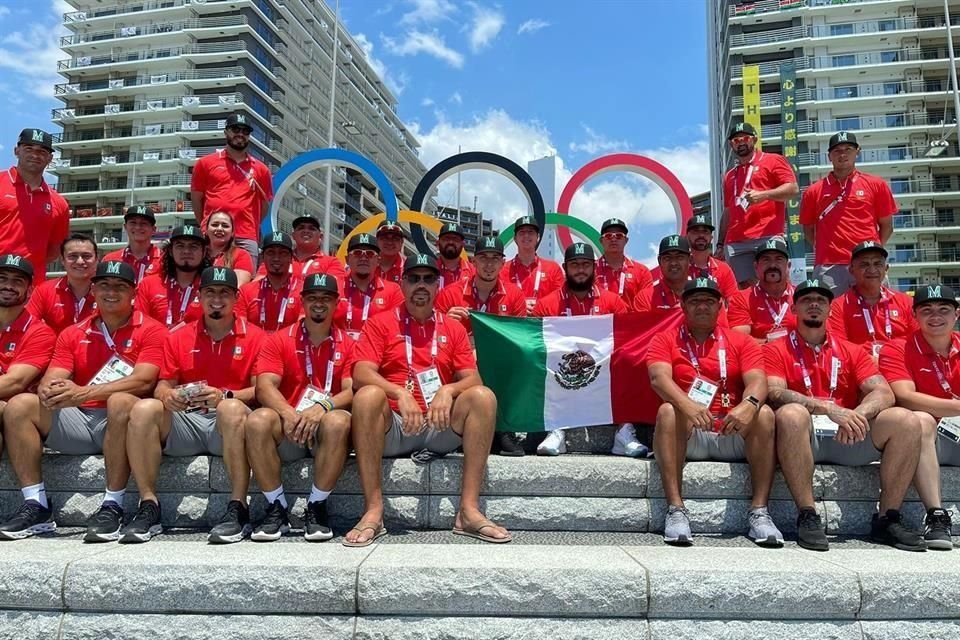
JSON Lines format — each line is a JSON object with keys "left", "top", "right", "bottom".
{"left": 472, "top": 312, "right": 546, "bottom": 432}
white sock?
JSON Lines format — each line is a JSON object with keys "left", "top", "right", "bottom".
{"left": 22, "top": 483, "right": 47, "bottom": 509}
{"left": 103, "top": 488, "right": 125, "bottom": 506}
{"left": 263, "top": 485, "right": 287, "bottom": 509}
{"left": 308, "top": 485, "right": 331, "bottom": 504}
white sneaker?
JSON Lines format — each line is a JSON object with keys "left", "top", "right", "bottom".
{"left": 537, "top": 429, "right": 567, "bottom": 456}
{"left": 748, "top": 506, "right": 784, "bottom": 547}
{"left": 611, "top": 423, "right": 649, "bottom": 458}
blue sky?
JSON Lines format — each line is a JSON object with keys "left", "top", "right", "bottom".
{"left": 0, "top": 0, "right": 710, "bottom": 263}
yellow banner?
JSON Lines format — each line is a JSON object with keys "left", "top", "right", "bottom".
{"left": 742, "top": 65, "right": 762, "bottom": 150}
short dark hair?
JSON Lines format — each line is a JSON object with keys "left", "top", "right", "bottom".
{"left": 59, "top": 232, "right": 98, "bottom": 258}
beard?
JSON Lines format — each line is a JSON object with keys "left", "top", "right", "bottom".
{"left": 692, "top": 239, "right": 710, "bottom": 251}
{"left": 801, "top": 318, "right": 823, "bottom": 329}
{"left": 176, "top": 260, "right": 202, "bottom": 273}
{"left": 227, "top": 138, "right": 249, "bottom": 151}
{"left": 208, "top": 310, "right": 224, "bottom": 320}
{"left": 309, "top": 309, "right": 329, "bottom": 323}
{"left": 439, "top": 245, "right": 460, "bottom": 260}
{"left": 734, "top": 143, "right": 751, "bottom": 157}
{"left": 567, "top": 274, "right": 595, "bottom": 293}
{"left": 0, "top": 289, "right": 26, "bottom": 308}
{"left": 764, "top": 268, "right": 782, "bottom": 281}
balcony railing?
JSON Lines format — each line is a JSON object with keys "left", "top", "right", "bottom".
{"left": 57, "top": 41, "right": 251, "bottom": 71}
{"left": 58, "top": 120, "right": 231, "bottom": 143}
{"left": 54, "top": 147, "right": 227, "bottom": 169}
{"left": 731, "top": 14, "right": 960, "bottom": 47}
{"left": 58, "top": 173, "right": 193, "bottom": 194}
{"left": 60, "top": 15, "right": 247, "bottom": 47}
{"left": 889, "top": 248, "right": 960, "bottom": 264}
{"left": 64, "top": 0, "right": 194, "bottom": 22}
{"left": 798, "top": 143, "right": 959, "bottom": 166}
{"left": 890, "top": 178, "right": 959, "bottom": 196}
{"left": 762, "top": 111, "right": 955, "bottom": 138}
{"left": 729, "top": 0, "right": 873, "bottom": 19}
{"left": 893, "top": 213, "right": 960, "bottom": 229}
{"left": 52, "top": 93, "right": 244, "bottom": 120}
{"left": 732, "top": 47, "right": 947, "bottom": 79}
{"left": 732, "top": 79, "right": 952, "bottom": 109}
{"left": 55, "top": 67, "right": 244, "bottom": 95}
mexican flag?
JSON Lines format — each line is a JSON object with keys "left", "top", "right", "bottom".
{"left": 473, "top": 311, "right": 682, "bottom": 432}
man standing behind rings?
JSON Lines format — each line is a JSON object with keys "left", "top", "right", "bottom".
{"left": 375, "top": 220, "right": 405, "bottom": 285}
{"left": 501, "top": 216, "right": 564, "bottom": 314}
{"left": 335, "top": 233, "right": 403, "bottom": 340}
{"left": 595, "top": 217, "right": 652, "bottom": 307}
{"left": 255, "top": 215, "right": 347, "bottom": 284}
{"left": 101, "top": 206, "right": 162, "bottom": 284}
{"left": 237, "top": 231, "right": 302, "bottom": 333}
{"left": 728, "top": 238, "right": 797, "bottom": 344}
{"left": 435, "top": 222, "right": 475, "bottom": 289}
{"left": 800, "top": 132, "right": 897, "bottom": 296}
{"left": 717, "top": 122, "right": 798, "bottom": 286}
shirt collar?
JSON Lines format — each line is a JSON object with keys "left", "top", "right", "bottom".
{"left": 5, "top": 308, "right": 33, "bottom": 334}
{"left": 7, "top": 166, "right": 49, "bottom": 193}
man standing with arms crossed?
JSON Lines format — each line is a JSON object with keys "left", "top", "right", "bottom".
{"left": 717, "top": 122, "right": 798, "bottom": 286}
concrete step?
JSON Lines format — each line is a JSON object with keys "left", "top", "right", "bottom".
{"left": 0, "top": 539, "right": 958, "bottom": 640}
{"left": 1, "top": 455, "right": 958, "bottom": 535}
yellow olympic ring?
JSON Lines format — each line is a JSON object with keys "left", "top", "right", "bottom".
{"left": 336, "top": 210, "right": 468, "bottom": 262}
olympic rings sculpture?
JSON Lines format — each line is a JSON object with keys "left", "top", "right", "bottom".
{"left": 265, "top": 149, "right": 693, "bottom": 258}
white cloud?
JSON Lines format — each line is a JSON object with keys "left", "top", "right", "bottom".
{"left": 517, "top": 19, "right": 550, "bottom": 35}
{"left": 400, "top": 0, "right": 457, "bottom": 25}
{"left": 421, "top": 97, "right": 435, "bottom": 107}
{"left": 448, "top": 91, "right": 462, "bottom": 105}
{"left": 0, "top": 1, "right": 70, "bottom": 99}
{"left": 568, "top": 125, "right": 630, "bottom": 155}
{"left": 383, "top": 30, "right": 465, "bottom": 68}
{"left": 467, "top": 3, "right": 505, "bottom": 52}
{"left": 0, "top": 7, "right": 11, "bottom": 19}
{"left": 354, "top": 33, "right": 406, "bottom": 95}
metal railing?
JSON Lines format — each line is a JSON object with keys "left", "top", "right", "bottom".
{"left": 732, "top": 79, "right": 952, "bottom": 109}
{"left": 731, "top": 14, "right": 960, "bottom": 47}
{"left": 762, "top": 111, "right": 956, "bottom": 138}
{"left": 889, "top": 248, "right": 960, "bottom": 264}
{"left": 732, "top": 46, "right": 947, "bottom": 78}
{"left": 58, "top": 120, "right": 229, "bottom": 143}
{"left": 58, "top": 173, "right": 193, "bottom": 194}
{"left": 55, "top": 67, "right": 244, "bottom": 95}
{"left": 893, "top": 213, "right": 960, "bottom": 229}
{"left": 58, "top": 41, "right": 254, "bottom": 70}
{"left": 729, "top": 0, "right": 872, "bottom": 19}
{"left": 55, "top": 147, "right": 226, "bottom": 169}
{"left": 64, "top": 0, "right": 195, "bottom": 22}
{"left": 890, "top": 178, "right": 959, "bottom": 195}
{"left": 51, "top": 93, "right": 244, "bottom": 120}
{"left": 60, "top": 15, "right": 247, "bottom": 47}
{"left": 797, "top": 143, "right": 959, "bottom": 166}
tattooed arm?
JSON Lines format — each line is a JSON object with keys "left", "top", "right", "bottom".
{"left": 854, "top": 374, "right": 895, "bottom": 421}
{"left": 766, "top": 375, "right": 832, "bottom": 414}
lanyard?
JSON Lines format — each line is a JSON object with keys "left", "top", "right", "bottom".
{"left": 166, "top": 279, "right": 193, "bottom": 326}
{"left": 301, "top": 322, "right": 337, "bottom": 395}
{"left": 345, "top": 279, "right": 372, "bottom": 329}
{"left": 733, "top": 154, "right": 759, "bottom": 199}
{"left": 61, "top": 279, "right": 90, "bottom": 323}
{"left": 789, "top": 331, "right": 840, "bottom": 399}
{"left": 858, "top": 291, "right": 892, "bottom": 342}
{"left": 400, "top": 310, "right": 440, "bottom": 381}
{"left": 818, "top": 174, "right": 857, "bottom": 222}
{"left": 470, "top": 280, "right": 500, "bottom": 312}
{"left": 259, "top": 279, "right": 291, "bottom": 327}
{"left": 659, "top": 284, "right": 681, "bottom": 309}
{"left": 439, "top": 262, "right": 463, "bottom": 289}
{"left": 99, "top": 320, "right": 119, "bottom": 354}
{"left": 562, "top": 287, "right": 597, "bottom": 316}
{"left": 917, "top": 335, "right": 959, "bottom": 399}
{"left": 299, "top": 259, "right": 315, "bottom": 279}
{"left": 512, "top": 257, "right": 542, "bottom": 296}
{"left": 123, "top": 247, "right": 151, "bottom": 282}
{"left": 756, "top": 285, "right": 791, "bottom": 328}
{"left": 682, "top": 326, "right": 727, "bottom": 388}
{"left": 598, "top": 257, "right": 628, "bottom": 296}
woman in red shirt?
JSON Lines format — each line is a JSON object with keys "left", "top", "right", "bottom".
{"left": 206, "top": 212, "right": 253, "bottom": 286}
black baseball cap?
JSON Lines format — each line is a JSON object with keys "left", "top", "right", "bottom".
{"left": 404, "top": 253, "right": 440, "bottom": 274}
{"left": 17, "top": 128, "right": 54, "bottom": 151}
{"left": 169, "top": 224, "right": 205, "bottom": 242}
{"left": 224, "top": 113, "right": 252, "bottom": 131}
{"left": 686, "top": 213, "right": 715, "bottom": 231}
{"left": 754, "top": 237, "right": 789, "bottom": 260}
{"left": 0, "top": 254, "right": 34, "bottom": 280}
{"left": 92, "top": 260, "right": 136, "bottom": 286}
{"left": 199, "top": 266, "right": 239, "bottom": 291}
{"left": 682, "top": 277, "right": 721, "bottom": 300}
{"left": 348, "top": 233, "right": 379, "bottom": 252}
{"left": 301, "top": 272, "right": 339, "bottom": 296}
{"left": 514, "top": 215, "right": 539, "bottom": 233}
{"left": 600, "top": 218, "right": 628, "bottom": 234}
{"left": 260, "top": 230, "right": 294, "bottom": 252}
{"left": 124, "top": 205, "right": 156, "bottom": 225}
{"left": 728, "top": 122, "right": 757, "bottom": 140}
{"left": 475, "top": 236, "right": 505, "bottom": 256}
{"left": 913, "top": 283, "right": 959, "bottom": 309}
{"left": 850, "top": 240, "right": 888, "bottom": 260}
{"left": 659, "top": 235, "right": 691, "bottom": 255}
{"left": 793, "top": 279, "right": 834, "bottom": 303}
{"left": 292, "top": 215, "right": 321, "bottom": 229}
{"left": 564, "top": 242, "right": 596, "bottom": 262}
{"left": 828, "top": 131, "right": 859, "bottom": 151}
{"left": 439, "top": 222, "right": 465, "bottom": 239}
{"left": 376, "top": 220, "right": 405, "bottom": 237}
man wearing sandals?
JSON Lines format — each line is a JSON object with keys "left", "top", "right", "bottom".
{"left": 346, "top": 254, "right": 511, "bottom": 546}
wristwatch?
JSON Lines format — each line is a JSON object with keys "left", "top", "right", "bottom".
{"left": 222, "top": 389, "right": 234, "bottom": 400}
{"left": 745, "top": 395, "right": 761, "bottom": 408}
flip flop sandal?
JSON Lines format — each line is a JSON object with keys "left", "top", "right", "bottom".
{"left": 342, "top": 521, "right": 387, "bottom": 547}
{"left": 452, "top": 519, "right": 513, "bottom": 544}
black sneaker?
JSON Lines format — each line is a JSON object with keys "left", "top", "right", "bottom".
{"left": 83, "top": 501, "right": 123, "bottom": 543}
{"left": 0, "top": 500, "right": 56, "bottom": 540}
{"left": 796, "top": 508, "right": 828, "bottom": 551}
{"left": 871, "top": 509, "right": 927, "bottom": 552}
{"left": 251, "top": 500, "right": 289, "bottom": 542}
{"left": 119, "top": 500, "right": 163, "bottom": 544}
{"left": 494, "top": 432, "right": 525, "bottom": 457}
{"left": 208, "top": 500, "right": 251, "bottom": 544}
{"left": 923, "top": 508, "right": 954, "bottom": 551}
{"left": 304, "top": 500, "right": 333, "bottom": 542}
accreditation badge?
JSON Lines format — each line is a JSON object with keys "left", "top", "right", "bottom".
{"left": 295, "top": 384, "right": 329, "bottom": 413}
{"left": 89, "top": 355, "right": 134, "bottom": 385}
{"left": 687, "top": 376, "right": 718, "bottom": 408}
{"left": 937, "top": 416, "right": 960, "bottom": 444}
{"left": 416, "top": 367, "right": 442, "bottom": 407}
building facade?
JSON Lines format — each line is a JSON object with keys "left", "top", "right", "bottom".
{"left": 435, "top": 205, "right": 495, "bottom": 253}
{"left": 52, "top": 0, "right": 427, "bottom": 264}
{"left": 709, "top": 0, "right": 960, "bottom": 290}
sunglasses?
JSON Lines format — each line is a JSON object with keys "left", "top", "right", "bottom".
{"left": 350, "top": 249, "right": 378, "bottom": 259}
{"left": 403, "top": 274, "right": 439, "bottom": 285}
{"left": 227, "top": 126, "right": 252, "bottom": 135}
{"left": 602, "top": 232, "right": 626, "bottom": 240}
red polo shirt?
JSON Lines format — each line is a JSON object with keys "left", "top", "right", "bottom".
{"left": 0, "top": 310, "right": 56, "bottom": 386}
{"left": 827, "top": 286, "right": 917, "bottom": 349}
{"left": 799, "top": 170, "right": 897, "bottom": 266}
{"left": 647, "top": 325, "right": 762, "bottom": 415}
{"left": 333, "top": 276, "right": 404, "bottom": 338}
{"left": 49, "top": 311, "right": 166, "bottom": 408}
{"left": 26, "top": 278, "right": 97, "bottom": 333}
{"left": 0, "top": 167, "right": 70, "bottom": 281}
{"left": 438, "top": 257, "right": 475, "bottom": 290}
{"left": 879, "top": 331, "right": 960, "bottom": 405}
{"left": 722, "top": 151, "right": 796, "bottom": 242}
{"left": 255, "top": 253, "right": 346, "bottom": 283}
{"left": 353, "top": 309, "right": 476, "bottom": 413}
{"left": 727, "top": 284, "right": 796, "bottom": 340}
{"left": 161, "top": 315, "right": 264, "bottom": 391}
{"left": 596, "top": 257, "right": 653, "bottom": 304}
{"left": 212, "top": 248, "right": 254, "bottom": 274}
{"left": 435, "top": 277, "right": 527, "bottom": 334}
{"left": 764, "top": 332, "right": 877, "bottom": 410}
{"left": 237, "top": 277, "right": 303, "bottom": 332}
{"left": 500, "top": 256, "right": 564, "bottom": 304}
{"left": 256, "top": 322, "right": 356, "bottom": 406}
{"left": 531, "top": 286, "right": 628, "bottom": 317}
{"left": 102, "top": 245, "right": 162, "bottom": 284}
{"left": 136, "top": 274, "right": 203, "bottom": 328}
{"left": 375, "top": 258, "right": 403, "bottom": 285}
{"left": 190, "top": 149, "right": 273, "bottom": 242}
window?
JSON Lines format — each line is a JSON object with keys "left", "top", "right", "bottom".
{"left": 890, "top": 178, "right": 910, "bottom": 194}
{"left": 893, "top": 244, "right": 917, "bottom": 263}
{"left": 835, "top": 116, "right": 860, "bottom": 130}
{"left": 878, "top": 20, "right": 898, "bottom": 32}
{"left": 896, "top": 278, "right": 919, "bottom": 289}
{"left": 833, "top": 85, "right": 858, "bottom": 99}
{"left": 936, "top": 209, "right": 957, "bottom": 226}
{"left": 831, "top": 54, "right": 856, "bottom": 67}
{"left": 883, "top": 82, "right": 901, "bottom": 95}
{"left": 887, "top": 146, "right": 908, "bottom": 161}
{"left": 935, "top": 175, "right": 953, "bottom": 191}
{"left": 885, "top": 113, "right": 905, "bottom": 128}
{"left": 829, "top": 24, "right": 854, "bottom": 36}
{"left": 880, "top": 50, "right": 899, "bottom": 63}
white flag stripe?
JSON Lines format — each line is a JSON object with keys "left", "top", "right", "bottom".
{"left": 542, "top": 315, "right": 614, "bottom": 430}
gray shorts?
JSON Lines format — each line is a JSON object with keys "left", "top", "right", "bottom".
{"left": 164, "top": 410, "right": 225, "bottom": 457}
{"left": 725, "top": 236, "right": 778, "bottom": 284}
{"left": 45, "top": 407, "right": 108, "bottom": 454}
{"left": 937, "top": 436, "right": 960, "bottom": 466}
{"left": 685, "top": 429, "right": 746, "bottom": 461}
{"left": 382, "top": 412, "right": 462, "bottom": 458}
{"left": 234, "top": 237, "right": 260, "bottom": 271}
{"left": 810, "top": 425, "right": 881, "bottom": 465}
{"left": 812, "top": 264, "right": 854, "bottom": 297}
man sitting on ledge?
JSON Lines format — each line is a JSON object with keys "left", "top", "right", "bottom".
{"left": 346, "top": 254, "right": 511, "bottom": 546}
